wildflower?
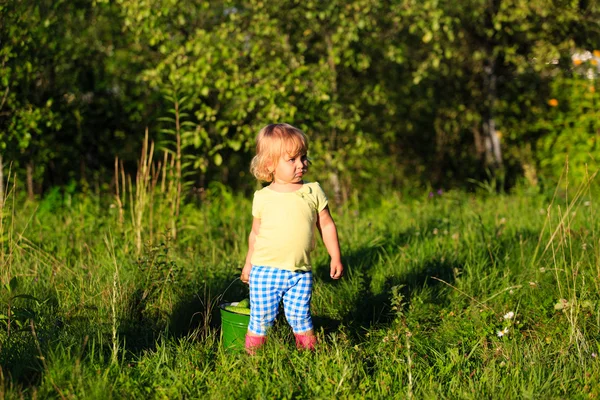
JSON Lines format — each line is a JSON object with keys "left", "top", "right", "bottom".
{"left": 592, "top": 59, "right": 598, "bottom": 66}
{"left": 437, "top": 189, "right": 443, "bottom": 196}
{"left": 590, "top": 86, "right": 596, "bottom": 93}
{"left": 497, "top": 327, "right": 509, "bottom": 337}
{"left": 594, "top": 50, "right": 600, "bottom": 58}
{"left": 503, "top": 311, "right": 515, "bottom": 320}
{"left": 592, "top": 353, "right": 598, "bottom": 359}
{"left": 547, "top": 98, "right": 559, "bottom": 107}
{"left": 573, "top": 58, "right": 582, "bottom": 66}
{"left": 428, "top": 192, "right": 434, "bottom": 198}
{"left": 433, "top": 228, "right": 439, "bottom": 235}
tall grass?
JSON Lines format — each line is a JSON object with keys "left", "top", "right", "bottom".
{"left": 0, "top": 172, "right": 598, "bottom": 398}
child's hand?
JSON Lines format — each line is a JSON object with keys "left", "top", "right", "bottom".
{"left": 329, "top": 260, "right": 343, "bottom": 280}
{"left": 241, "top": 263, "right": 252, "bottom": 284}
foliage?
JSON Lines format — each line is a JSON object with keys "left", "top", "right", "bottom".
{"left": 133, "top": 234, "right": 183, "bottom": 327}
{"left": 0, "top": 0, "right": 63, "bottom": 186}
{"left": 0, "top": 277, "right": 43, "bottom": 336}
{"left": 535, "top": 72, "right": 600, "bottom": 184}
{"left": 1, "top": 0, "right": 600, "bottom": 196}
{"left": 381, "top": 0, "right": 600, "bottom": 186}
{"left": 0, "top": 0, "right": 157, "bottom": 193}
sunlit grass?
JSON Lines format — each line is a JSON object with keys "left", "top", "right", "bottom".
{"left": 1, "top": 180, "right": 599, "bottom": 398}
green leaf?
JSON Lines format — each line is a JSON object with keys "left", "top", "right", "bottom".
{"left": 11, "top": 294, "right": 40, "bottom": 303}
{"left": 422, "top": 31, "right": 433, "bottom": 43}
{"left": 9, "top": 277, "right": 19, "bottom": 292}
{"left": 228, "top": 140, "right": 242, "bottom": 151}
{"left": 213, "top": 153, "right": 223, "bottom": 166}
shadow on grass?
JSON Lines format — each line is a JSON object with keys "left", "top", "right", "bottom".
{"left": 170, "top": 274, "right": 251, "bottom": 339}
{"left": 312, "top": 223, "right": 542, "bottom": 340}
{"left": 0, "top": 272, "right": 245, "bottom": 389}
{"left": 311, "top": 225, "right": 458, "bottom": 340}
{"left": 117, "top": 272, "right": 246, "bottom": 354}
{"left": 102, "top": 223, "right": 544, "bottom": 359}
{"left": 0, "top": 292, "right": 62, "bottom": 387}
{"left": 315, "top": 258, "right": 460, "bottom": 340}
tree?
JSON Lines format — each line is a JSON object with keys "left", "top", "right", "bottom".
{"left": 381, "top": 0, "right": 600, "bottom": 186}
{"left": 0, "top": 0, "right": 151, "bottom": 197}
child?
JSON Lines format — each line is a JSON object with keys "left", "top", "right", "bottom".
{"left": 240, "top": 123, "right": 344, "bottom": 353}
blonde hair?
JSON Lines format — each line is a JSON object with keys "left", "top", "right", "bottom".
{"left": 250, "top": 123, "right": 308, "bottom": 182}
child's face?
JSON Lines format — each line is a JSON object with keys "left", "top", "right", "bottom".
{"left": 272, "top": 152, "right": 308, "bottom": 184}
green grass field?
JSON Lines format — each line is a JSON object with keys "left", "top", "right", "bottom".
{"left": 1, "top": 181, "right": 599, "bottom": 399}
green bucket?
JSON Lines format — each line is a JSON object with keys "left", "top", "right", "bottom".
{"left": 220, "top": 302, "right": 250, "bottom": 351}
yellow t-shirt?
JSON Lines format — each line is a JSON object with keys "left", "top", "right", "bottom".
{"left": 250, "top": 182, "right": 328, "bottom": 272}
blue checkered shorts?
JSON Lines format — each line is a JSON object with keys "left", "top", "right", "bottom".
{"left": 248, "top": 266, "right": 313, "bottom": 335}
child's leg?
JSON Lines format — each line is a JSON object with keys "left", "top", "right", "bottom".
{"left": 246, "top": 266, "right": 287, "bottom": 354}
{"left": 282, "top": 271, "right": 315, "bottom": 350}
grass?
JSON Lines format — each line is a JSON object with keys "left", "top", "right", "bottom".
{"left": 0, "top": 179, "right": 599, "bottom": 399}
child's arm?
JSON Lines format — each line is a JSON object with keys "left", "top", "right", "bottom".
{"left": 241, "top": 217, "right": 261, "bottom": 284}
{"left": 316, "top": 206, "right": 344, "bottom": 279}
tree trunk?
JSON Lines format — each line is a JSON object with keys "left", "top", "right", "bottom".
{"left": 328, "top": 168, "right": 343, "bottom": 207}
{"left": 26, "top": 161, "right": 34, "bottom": 200}
{"left": 483, "top": 57, "right": 503, "bottom": 171}
{"left": 325, "top": 33, "right": 343, "bottom": 206}
{"left": 172, "top": 96, "right": 182, "bottom": 240}
{"left": 0, "top": 154, "right": 4, "bottom": 207}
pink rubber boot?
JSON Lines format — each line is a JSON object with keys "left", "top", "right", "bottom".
{"left": 295, "top": 334, "right": 317, "bottom": 351}
{"left": 245, "top": 335, "right": 267, "bottom": 355}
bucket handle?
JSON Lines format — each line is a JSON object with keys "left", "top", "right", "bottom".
{"left": 218, "top": 277, "right": 249, "bottom": 305}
